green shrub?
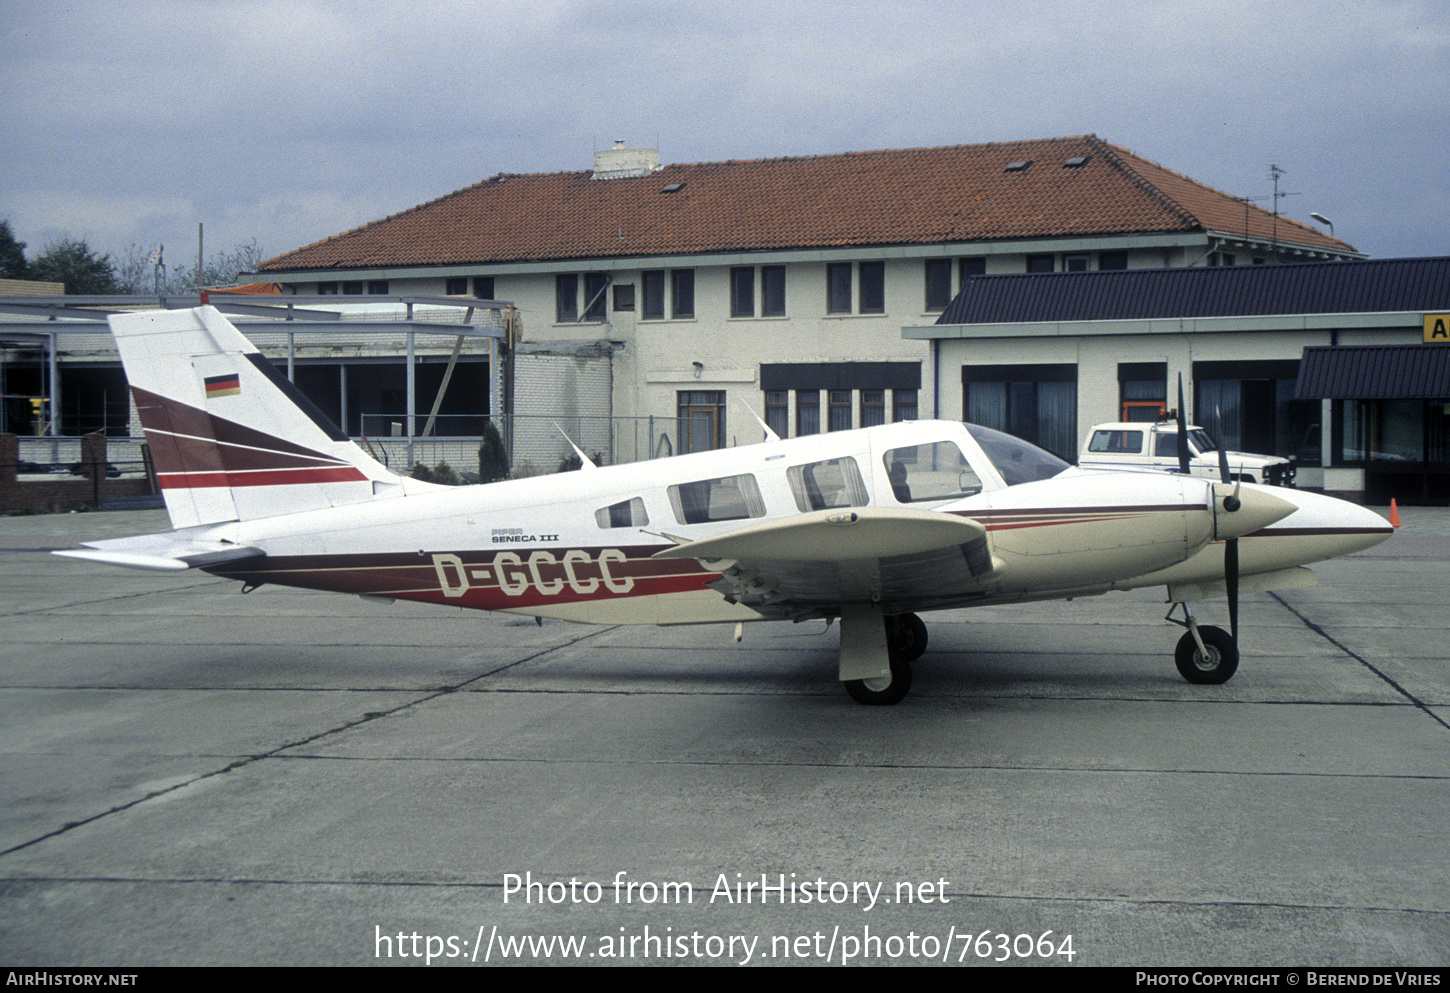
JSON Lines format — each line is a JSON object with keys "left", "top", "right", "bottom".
{"left": 479, "top": 420, "right": 509, "bottom": 483}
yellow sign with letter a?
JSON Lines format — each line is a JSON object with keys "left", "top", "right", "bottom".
{"left": 1426, "top": 314, "right": 1450, "bottom": 343}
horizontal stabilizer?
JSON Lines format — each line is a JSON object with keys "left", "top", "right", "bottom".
{"left": 55, "top": 534, "right": 263, "bottom": 572}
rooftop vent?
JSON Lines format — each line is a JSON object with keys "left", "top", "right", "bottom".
{"left": 1004, "top": 160, "right": 1033, "bottom": 172}
{"left": 1064, "top": 156, "right": 1090, "bottom": 168}
{"left": 661, "top": 182, "right": 685, "bottom": 193}
{"left": 592, "top": 140, "right": 662, "bottom": 180}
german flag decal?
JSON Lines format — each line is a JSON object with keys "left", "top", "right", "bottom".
{"left": 204, "top": 373, "right": 241, "bottom": 398}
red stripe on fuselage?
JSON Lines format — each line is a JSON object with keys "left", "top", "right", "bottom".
{"left": 206, "top": 545, "right": 717, "bottom": 611}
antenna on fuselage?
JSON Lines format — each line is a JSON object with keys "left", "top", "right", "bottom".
{"left": 739, "top": 400, "right": 780, "bottom": 442}
{"left": 553, "top": 423, "right": 597, "bottom": 470}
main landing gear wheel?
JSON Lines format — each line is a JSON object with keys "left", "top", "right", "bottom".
{"left": 1174, "top": 625, "right": 1239, "bottom": 685}
{"left": 887, "top": 612, "right": 928, "bottom": 663}
{"left": 844, "top": 654, "right": 913, "bottom": 705}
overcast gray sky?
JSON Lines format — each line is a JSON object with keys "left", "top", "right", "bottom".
{"left": 3, "top": 0, "right": 1447, "bottom": 271}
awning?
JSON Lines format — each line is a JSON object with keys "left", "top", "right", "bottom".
{"left": 1296, "top": 345, "right": 1450, "bottom": 399}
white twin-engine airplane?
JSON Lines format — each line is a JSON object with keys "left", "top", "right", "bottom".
{"left": 58, "top": 307, "right": 1393, "bottom": 704}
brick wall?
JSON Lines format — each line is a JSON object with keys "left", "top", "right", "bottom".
{"left": 0, "top": 433, "right": 156, "bottom": 513}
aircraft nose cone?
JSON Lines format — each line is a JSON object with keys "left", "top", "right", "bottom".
{"left": 1213, "top": 484, "right": 1297, "bottom": 541}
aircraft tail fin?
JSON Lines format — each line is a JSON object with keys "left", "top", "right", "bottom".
{"left": 111, "top": 306, "right": 406, "bottom": 529}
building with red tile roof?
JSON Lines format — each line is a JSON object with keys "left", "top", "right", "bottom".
{"left": 253, "top": 135, "right": 1363, "bottom": 464}
{"left": 259, "top": 135, "right": 1355, "bottom": 273}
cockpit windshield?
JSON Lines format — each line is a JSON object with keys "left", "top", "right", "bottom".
{"left": 964, "top": 423, "right": 1070, "bottom": 486}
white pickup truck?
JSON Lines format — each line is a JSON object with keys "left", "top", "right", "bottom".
{"left": 1080, "top": 422, "right": 1296, "bottom": 486}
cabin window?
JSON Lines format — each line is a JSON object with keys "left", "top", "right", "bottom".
{"left": 883, "top": 441, "right": 982, "bottom": 504}
{"left": 595, "top": 497, "right": 648, "bottom": 529}
{"left": 787, "top": 457, "right": 869, "bottom": 513}
{"left": 668, "top": 474, "right": 766, "bottom": 525}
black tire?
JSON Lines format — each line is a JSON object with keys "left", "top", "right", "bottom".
{"left": 844, "top": 655, "right": 913, "bottom": 705}
{"left": 888, "top": 612, "right": 929, "bottom": 663}
{"left": 1174, "top": 625, "right": 1239, "bottom": 684}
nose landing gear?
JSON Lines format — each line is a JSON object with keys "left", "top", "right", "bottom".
{"left": 1166, "top": 603, "right": 1239, "bottom": 684}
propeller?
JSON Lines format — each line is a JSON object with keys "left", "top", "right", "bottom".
{"left": 1175, "top": 374, "right": 1190, "bottom": 476}
{"left": 1182, "top": 374, "right": 1242, "bottom": 645}
{"left": 1214, "top": 408, "right": 1241, "bottom": 643}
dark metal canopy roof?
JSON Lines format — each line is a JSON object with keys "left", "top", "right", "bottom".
{"left": 1296, "top": 345, "right": 1450, "bottom": 399}
{"left": 936, "top": 256, "right": 1450, "bottom": 326}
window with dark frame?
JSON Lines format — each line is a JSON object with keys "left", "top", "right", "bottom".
{"left": 642, "top": 270, "right": 665, "bottom": 319}
{"left": 962, "top": 366, "right": 1077, "bottom": 461}
{"left": 1026, "top": 254, "right": 1055, "bottom": 274}
{"left": 859, "top": 261, "right": 885, "bottom": 313}
{"left": 677, "top": 390, "right": 726, "bottom": 454}
{"left": 960, "top": 257, "right": 986, "bottom": 282}
{"left": 446, "top": 277, "right": 467, "bottom": 295}
{"left": 368, "top": 281, "right": 389, "bottom": 295}
{"left": 473, "top": 276, "right": 495, "bottom": 299}
{"left": 761, "top": 265, "right": 786, "bottom": 316}
{"left": 556, "top": 274, "right": 578, "bottom": 323}
{"left": 583, "top": 273, "right": 609, "bottom": 321}
{"left": 861, "top": 390, "right": 885, "bottom": 427}
{"left": 765, "top": 391, "right": 789, "bottom": 438}
{"left": 827, "top": 263, "right": 852, "bottom": 314}
{"left": 925, "top": 259, "right": 952, "bottom": 311}
{"left": 1098, "top": 251, "right": 1128, "bottom": 271}
{"left": 828, "top": 390, "right": 852, "bottom": 431}
{"left": 671, "top": 269, "right": 695, "bottom": 319}
{"left": 797, "top": 390, "right": 820, "bottom": 435}
{"left": 613, "top": 284, "right": 635, "bottom": 311}
{"left": 730, "top": 267, "right": 754, "bottom": 318}
{"left": 893, "top": 389, "right": 918, "bottom": 422}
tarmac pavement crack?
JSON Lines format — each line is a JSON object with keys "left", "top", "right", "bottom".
{"left": 0, "top": 624, "right": 620, "bottom": 860}
{"left": 1269, "top": 590, "right": 1450, "bottom": 733}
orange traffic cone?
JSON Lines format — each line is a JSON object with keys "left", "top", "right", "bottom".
{"left": 1389, "top": 498, "right": 1401, "bottom": 528}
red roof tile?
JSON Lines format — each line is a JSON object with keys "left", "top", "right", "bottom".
{"left": 258, "top": 135, "right": 1356, "bottom": 272}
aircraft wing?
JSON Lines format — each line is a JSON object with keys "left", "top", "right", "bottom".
{"left": 652, "top": 507, "right": 1002, "bottom": 618}
{"left": 54, "top": 533, "right": 264, "bottom": 572}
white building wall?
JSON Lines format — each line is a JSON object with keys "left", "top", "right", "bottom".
{"left": 512, "top": 347, "right": 613, "bottom": 472}
{"left": 289, "top": 236, "right": 1225, "bottom": 442}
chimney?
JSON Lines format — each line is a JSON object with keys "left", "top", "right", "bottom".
{"left": 592, "top": 140, "right": 661, "bottom": 180}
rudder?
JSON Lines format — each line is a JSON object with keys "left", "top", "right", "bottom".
{"left": 112, "top": 306, "right": 402, "bottom": 528}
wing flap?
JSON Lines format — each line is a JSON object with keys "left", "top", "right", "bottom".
{"left": 54, "top": 533, "right": 263, "bottom": 572}
{"left": 655, "top": 508, "right": 1002, "bottom": 617}
{"left": 652, "top": 507, "right": 990, "bottom": 563}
